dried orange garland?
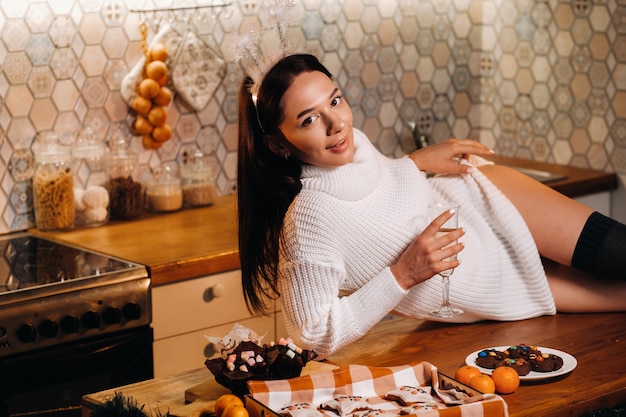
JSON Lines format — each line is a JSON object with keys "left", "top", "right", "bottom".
{"left": 132, "top": 22, "right": 173, "bottom": 150}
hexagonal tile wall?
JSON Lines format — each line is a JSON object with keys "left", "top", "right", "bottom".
{"left": 0, "top": 0, "right": 624, "bottom": 233}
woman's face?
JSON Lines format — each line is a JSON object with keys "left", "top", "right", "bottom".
{"left": 278, "top": 70, "right": 355, "bottom": 167}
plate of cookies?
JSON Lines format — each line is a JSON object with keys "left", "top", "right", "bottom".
{"left": 465, "top": 344, "right": 577, "bottom": 381}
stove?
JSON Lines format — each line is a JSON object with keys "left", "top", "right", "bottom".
{"left": 0, "top": 232, "right": 151, "bottom": 359}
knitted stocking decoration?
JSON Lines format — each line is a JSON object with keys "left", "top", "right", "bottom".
{"left": 572, "top": 212, "right": 626, "bottom": 279}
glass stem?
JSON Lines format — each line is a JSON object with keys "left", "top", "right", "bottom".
{"left": 441, "top": 275, "right": 451, "bottom": 307}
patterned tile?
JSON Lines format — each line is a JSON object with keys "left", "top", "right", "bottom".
{"left": 0, "top": 0, "right": 623, "bottom": 233}
{"left": 301, "top": 10, "right": 323, "bottom": 39}
{"left": 5, "top": 85, "right": 33, "bottom": 118}
{"left": 25, "top": 2, "right": 53, "bottom": 33}
{"left": 26, "top": 34, "right": 54, "bottom": 66}
{"left": 3, "top": 52, "right": 32, "bottom": 84}
{"left": 50, "top": 47, "right": 79, "bottom": 80}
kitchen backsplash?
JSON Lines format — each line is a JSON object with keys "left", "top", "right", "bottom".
{"left": 0, "top": 0, "right": 625, "bottom": 233}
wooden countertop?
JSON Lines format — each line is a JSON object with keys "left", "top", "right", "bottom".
{"left": 487, "top": 155, "right": 618, "bottom": 198}
{"left": 82, "top": 313, "right": 626, "bottom": 417}
{"left": 31, "top": 157, "right": 617, "bottom": 286}
{"left": 326, "top": 313, "right": 626, "bottom": 416}
{"left": 30, "top": 195, "right": 241, "bottom": 286}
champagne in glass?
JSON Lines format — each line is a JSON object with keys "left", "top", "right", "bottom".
{"left": 429, "top": 202, "right": 463, "bottom": 318}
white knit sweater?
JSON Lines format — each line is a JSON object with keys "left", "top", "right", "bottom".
{"left": 278, "top": 129, "right": 556, "bottom": 358}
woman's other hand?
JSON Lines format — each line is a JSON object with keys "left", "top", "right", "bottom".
{"left": 390, "top": 208, "right": 465, "bottom": 290}
{"left": 408, "top": 138, "right": 494, "bottom": 175}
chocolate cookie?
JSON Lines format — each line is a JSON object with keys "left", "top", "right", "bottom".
{"left": 497, "top": 357, "right": 532, "bottom": 376}
{"left": 528, "top": 352, "right": 564, "bottom": 372}
{"left": 475, "top": 349, "right": 506, "bottom": 369}
{"left": 474, "top": 344, "right": 564, "bottom": 375}
{"left": 504, "top": 344, "right": 540, "bottom": 359}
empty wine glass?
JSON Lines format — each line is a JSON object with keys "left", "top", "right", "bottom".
{"left": 429, "top": 202, "right": 463, "bottom": 318}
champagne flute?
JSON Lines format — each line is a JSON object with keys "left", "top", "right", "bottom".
{"left": 428, "top": 202, "right": 463, "bottom": 318}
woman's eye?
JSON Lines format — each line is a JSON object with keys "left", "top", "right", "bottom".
{"left": 302, "top": 115, "right": 317, "bottom": 126}
{"left": 331, "top": 96, "right": 342, "bottom": 106}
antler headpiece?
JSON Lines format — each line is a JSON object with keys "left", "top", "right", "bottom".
{"left": 229, "top": 0, "right": 295, "bottom": 98}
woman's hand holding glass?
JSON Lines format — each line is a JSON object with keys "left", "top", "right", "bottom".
{"left": 428, "top": 202, "right": 463, "bottom": 317}
{"left": 390, "top": 207, "right": 465, "bottom": 292}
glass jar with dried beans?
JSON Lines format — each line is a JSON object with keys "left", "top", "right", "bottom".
{"left": 106, "top": 142, "right": 143, "bottom": 220}
{"left": 32, "top": 132, "right": 75, "bottom": 231}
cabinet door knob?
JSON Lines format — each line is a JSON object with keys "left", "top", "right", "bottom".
{"left": 204, "top": 283, "right": 225, "bottom": 301}
{"left": 211, "top": 283, "right": 225, "bottom": 298}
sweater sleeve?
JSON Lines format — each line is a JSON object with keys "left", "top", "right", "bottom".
{"left": 278, "top": 260, "right": 407, "bottom": 359}
{"left": 277, "top": 195, "right": 408, "bottom": 359}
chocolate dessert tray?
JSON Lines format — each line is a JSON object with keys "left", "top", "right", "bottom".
{"left": 465, "top": 345, "right": 577, "bottom": 381}
{"left": 246, "top": 362, "right": 508, "bottom": 417}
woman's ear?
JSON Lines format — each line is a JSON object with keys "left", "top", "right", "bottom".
{"left": 264, "top": 135, "right": 290, "bottom": 159}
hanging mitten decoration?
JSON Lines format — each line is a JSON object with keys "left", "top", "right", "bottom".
{"left": 171, "top": 30, "right": 225, "bottom": 112}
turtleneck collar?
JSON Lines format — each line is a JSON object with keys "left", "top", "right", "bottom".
{"left": 300, "top": 128, "right": 382, "bottom": 201}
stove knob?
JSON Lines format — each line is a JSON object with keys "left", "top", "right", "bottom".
{"left": 16, "top": 323, "right": 36, "bottom": 342}
{"left": 38, "top": 319, "right": 58, "bottom": 338}
{"left": 81, "top": 311, "right": 101, "bottom": 329}
{"left": 122, "top": 302, "right": 141, "bottom": 320}
{"left": 102, "top": 306, "right": 122, "bottom": 324}
{"left": 60, "top": 315, "right": 80, "bottom": 333}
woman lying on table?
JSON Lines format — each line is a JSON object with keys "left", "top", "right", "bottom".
{"left": 236, "top": 53, "right": 626, "bottom": 358}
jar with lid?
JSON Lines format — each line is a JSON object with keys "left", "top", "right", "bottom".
{"left": 32, "top": 132, "right": 75, "bottom": 231}
{"left": 71, "top": 127, "right": 109, "bottom": 227}
{"left": 106, "top": 140, "right": 143, "bottom": 220}
{"left": 146, "top": 164, "right": 183, "bottom": 212}
{"left": 180, "top": 150, "right": 217, "bottom": 207}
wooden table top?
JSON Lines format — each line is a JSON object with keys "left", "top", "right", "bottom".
{"left": 324, "top": 313, "right": 626, "bottom": 417}
{"left": 82, "top": 313, "right": 626, "bottom": 417}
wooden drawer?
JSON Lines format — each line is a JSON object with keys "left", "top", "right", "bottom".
{"left": 153, "top": 315, "right": 275, "bottom": 378}
{"left": 152, "top": 269, "right": 251, "bottom": 340}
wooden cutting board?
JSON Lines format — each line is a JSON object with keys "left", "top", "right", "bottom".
{"left": 81, "top": 361, "right": 338, "bottom": 417}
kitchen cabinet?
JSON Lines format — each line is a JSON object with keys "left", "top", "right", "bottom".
{"left": 152, "top": 269, "right": 279, "bottom": 378}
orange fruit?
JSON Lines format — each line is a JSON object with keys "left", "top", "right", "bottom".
{"left": 134, "top": 115, "right": 153, "bottom": 135}
{"left": 142, "top": 135, "right": 162, "bottom": 150}
{"left": 152, "top": 123, "right": 172, "bottom": 142}
{"left": 154, "top": 86, "right": 173, "bottom": 106}
{"left": 468, "top": 373, "right": 496, "bottom": 394}
{"left": 214, "top": 394, "right": 244, "bottom": 417}
{"left": 146, "top": 60, "right": 168, "bottom": 81}
{"left": 131, "top": 96, "right": 152, "bottom": 116}
{"left": 156, "top": 74, "right": 169, "bottom": 87}
{"left": 139, "top": 78, "right": 160, "bottom": 99}
{"left": 454, "top": 365, "right": 482, "bottom": 386}
{"left": 221, "top": 404, "right": 249, "bottom": 417}
{"left": 149, "top": 43, "right": 168, "bottom": 62}
{"left": 492, "top": 366, "right": 520, "bottom": 394}
{"left": 148, "top": 106, "right": 168, "bottom": 127}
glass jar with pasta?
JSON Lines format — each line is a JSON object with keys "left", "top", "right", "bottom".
{"left": 32, "top": 132, "right": 75, "bottom": 231}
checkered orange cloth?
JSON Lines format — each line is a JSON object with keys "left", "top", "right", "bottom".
{"left": 248, "top": 362, "right": 508, "bottom": 417}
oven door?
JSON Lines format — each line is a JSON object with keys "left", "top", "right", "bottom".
{"left": 0, "top": 326, "right": 153, "bottom": 417}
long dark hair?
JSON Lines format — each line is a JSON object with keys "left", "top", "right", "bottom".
{"left": 238, "top": 54, "right": 333, "bottom": 313}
